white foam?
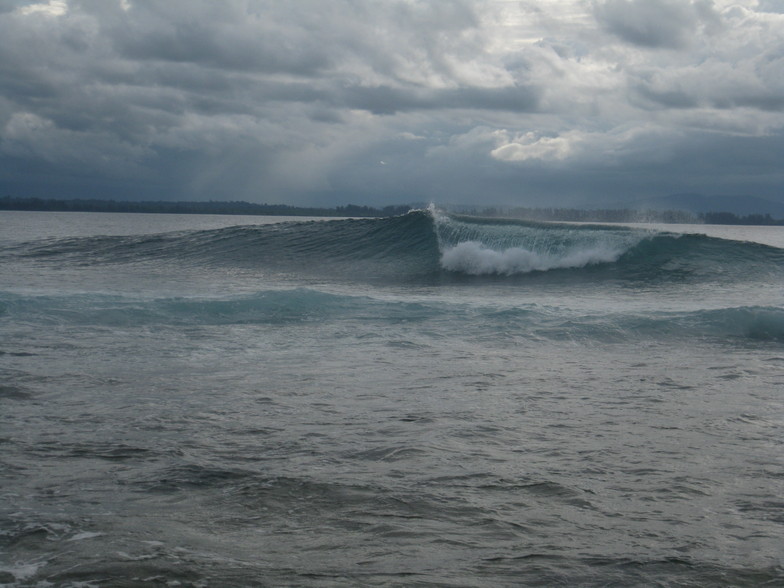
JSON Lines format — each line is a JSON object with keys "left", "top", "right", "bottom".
{"left": 0, "top": 560, "right": 45, "bottom": 581}
{"left": 440, "top": 241, "right": 624, "bottom": 275}
{"left": 67, "top": 531, "right": 104, "bottom": 542}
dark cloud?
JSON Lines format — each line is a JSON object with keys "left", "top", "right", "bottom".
{"left": 0, "top": 0, "right": 782, "bottom": 207}
{"left": 0, "top": 1, "right": 30, "bottom": 14}
{"left": 340, "top": 84, "right": 540, "bottom": 115}
{"left": 593, "top": 0, "right": 719, "bottom": 49}
{"left": 111, "top": 4, "right": 332, "bottom": 75}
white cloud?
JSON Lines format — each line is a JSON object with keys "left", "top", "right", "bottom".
{"left": 491, "top": 131, "right": 579, "bottom": 162}
{"left": 17, "top": 0, "right": 67, "bottom": 17}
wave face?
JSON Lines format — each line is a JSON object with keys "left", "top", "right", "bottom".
{"left": 11, "top": 211, "right": 441, "bottom": 282}
{"left": 7, "top": 208, "right": 784, "bottom": 283}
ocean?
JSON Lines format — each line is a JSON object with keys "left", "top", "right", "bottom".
{"left": 1, "top": 208, "right": 783, "bottom": 587}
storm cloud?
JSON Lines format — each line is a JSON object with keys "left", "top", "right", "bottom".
{"left": 1, "top": 0, "right": 783, "bottom": 207}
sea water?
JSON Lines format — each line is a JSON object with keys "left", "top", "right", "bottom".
{"left": 1, "top": 208, "right": 783, "bottom": 587}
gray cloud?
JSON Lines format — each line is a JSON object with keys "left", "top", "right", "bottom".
{"left": 593, "top": 0, "right": 720, "bottom": 49}
{"left": 340, "top": 84, "right": 541, "bottom": 115}
{"left": 0, "top": 0, "right": 783, "bottom": 208}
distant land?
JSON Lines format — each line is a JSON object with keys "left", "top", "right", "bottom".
{"left": 453, "top": 192, "right": 784, "bottom": 224}
{"left": 1, "top": 194, "right": 783, "bottom": 225}
{"left": 613, "top": 193, "right": 784, "bottom": 218}
{"left": 0, "top": 196, "right": 410, "bottom": 218}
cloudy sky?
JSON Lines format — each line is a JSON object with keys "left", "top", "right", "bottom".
{"left": 1, "top": 0, "right": 783, "bottom": 207}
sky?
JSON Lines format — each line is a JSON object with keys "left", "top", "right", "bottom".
{"left": 1, "top": 0, "right": 783, "bottom": 208}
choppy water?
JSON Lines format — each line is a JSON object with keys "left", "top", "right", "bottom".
{"left": 1, "top": 208, "right": 783, "bottom": 587}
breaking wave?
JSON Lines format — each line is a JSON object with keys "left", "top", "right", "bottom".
{"left": 439, "top": 238, "right": 629, "bottom": 275}
{"left": 4, "top": 207, "right": 784, "bottom": 283}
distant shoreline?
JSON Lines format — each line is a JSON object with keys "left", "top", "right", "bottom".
{"left": 2, "top": 196, "right": 782, "bottom": 226}
{"left": 0, "top": 196, "right": 409, "bottom": 218}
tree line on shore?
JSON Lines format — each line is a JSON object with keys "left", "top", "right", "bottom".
{"left": 0, "top": 196, "right": 410, "bottom": 218}
{"left": 469, "top": 206, "right": 783, "bottom": 225}
{"left": 1, "top": 195, "right": 782, "bottom": 225}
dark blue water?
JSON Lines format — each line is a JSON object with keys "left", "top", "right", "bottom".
{"left": 1, "top": 209, "right": 783, "bottom": 586}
